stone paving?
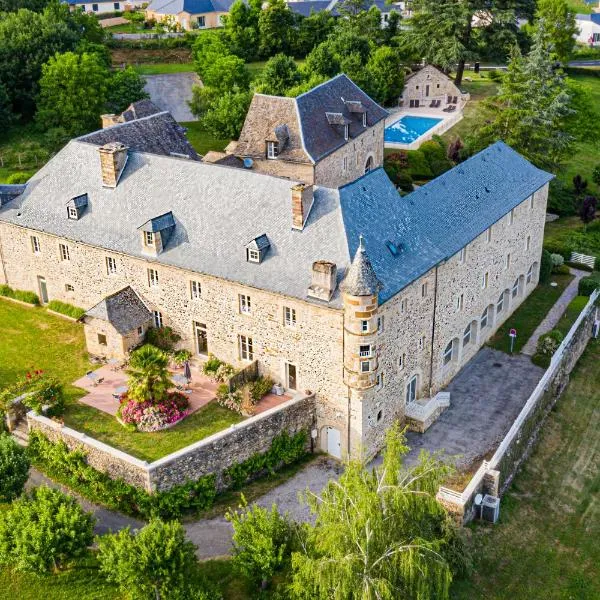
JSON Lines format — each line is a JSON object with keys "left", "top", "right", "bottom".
{"left": 143, "top": 72, "right": 200, "bottom": 122}
{"left": 521, "top": 268, "right": 588, "bottom": 355}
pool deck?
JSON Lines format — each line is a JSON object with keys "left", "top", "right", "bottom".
{"left": 384, "top": 105, "right": 464, "bottom": 151}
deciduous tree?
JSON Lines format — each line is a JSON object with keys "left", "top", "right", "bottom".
{"left": 253, "top": 53, "right": 302, "bottom": 95}
{"left": 258, "top": 0, "right": 295, "bottom": 58}
{"left": 0, "top": 434, "right": 30, "bottom": 502}
{"left": 533, "top": 0, "right": 577, "bottom": 63}
{"left": 366, "top": 45, "right": 405, "bottom": 105}
{"left": 107, "top": 67, "right": 149, "bottom": 114}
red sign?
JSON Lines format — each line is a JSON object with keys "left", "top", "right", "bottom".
{"left": 509, "top": 328, "right": 517, "bottom": 337}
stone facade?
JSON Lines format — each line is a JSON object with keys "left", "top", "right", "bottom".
{"left": 400, "top": 65, "right": 468, "bottom": 108}
{"left": 83, "top": 315, "right": 149, "bottom": 360}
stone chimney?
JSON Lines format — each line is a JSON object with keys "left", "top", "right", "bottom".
{"left": 101, "top": 114, "right": 120, "bottom": 129}
{"left": 308, "top": 261, "right": 337, "bottom": 302}
{"left": 291, "top": 183, "right": 314, "bottom": 230}
{"left": 99, "top": 142, "right": 129, "bottom": 188}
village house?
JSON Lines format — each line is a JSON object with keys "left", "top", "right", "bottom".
{"left": 0, "top": 80, "right": 552, "bottom": 460}
{"left": 66, "top": 0, "right": 145, "bottom": 14}
{"left": 399, "top": 64, "right": 469, "bottom": 109}
{"left": 145, "top": 0, "right": 236, "bottom": 30}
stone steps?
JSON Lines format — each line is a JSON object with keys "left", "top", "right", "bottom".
{"left": 11, "top": 421, "right": 29, "bottom": 447}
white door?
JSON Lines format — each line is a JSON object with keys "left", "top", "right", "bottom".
{"left": 326, "top": 426, "right": 341, "bottom": 459}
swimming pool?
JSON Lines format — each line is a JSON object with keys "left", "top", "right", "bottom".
{"left": 384, "top": 115, "right": 443, "bottom": 145}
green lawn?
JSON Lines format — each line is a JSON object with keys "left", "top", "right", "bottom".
{"left": 545, "top": 215, "right": 600, "bottom": 257}
{"left": 487, "top": 273, "right": 574, "bottom": 353}
{"left": 555, "top": 295, "right": 589, "bottom": 337}
{"left": 451, "top": 338, "right": 600, "bottom": 599}
{"left": 181, "top": 121, "right": 230, "bottom": 156}
{"left": 133, "top": 62, "right": 195, "bottom": 75}
{"left": 0, "top": 124, "right": 53, "bottom": 184}
{"left": 62, "top": 399, "right": 243, "bottom": 462}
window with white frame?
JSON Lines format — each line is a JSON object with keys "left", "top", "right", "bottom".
{"left": 239, "top": 294, "right": 251, "bottom": 314}
{"left": 284, "top": 306, "right": 296, "bottom": 327}
{"left": 360, "top": 360, "right": 371, "bottom": 373}
{"left": 497, "top": 292, "right": 504, "bottom": 314}
{"left": 266, "top": 141, "right": 279, "bottom": 159}
{"left": 481, "top": 307, "right": 489, "bottom": 329}
{"left": 239, "top": 335, "right": 254, "bottom": 361}
{"left": 512, "top": 277, "right": 519, "bottom": 298}
{"left": 362, "top": 112, "right": 367, "bottom": 127}
{"left": 463, "top": 323, "right": 471, "bottom": 346}
{"left": 376, "top": 372, "right": 384, "bottom": 390}
{"left": 344, "top": 124, "right": 349, "bottom": 141}
{"left": 377, "top": 315, "right": 384, "bottom": 333}
{"left": 527, "top": 264, "right": 533, "bottom": 284}
{"left": 455, "top": 293, "right": 464, "bottom": 312}
{"left": 481, "top": 271, "right": 489, "bottom": 289}
{"left": 443, "top": 340, "right": 454, "bottom": 365}
{"left": 485, "top": 227, "right": 492, "bottom": 243}
{"left": 359, "top": 344, "right": 372, "bottom": 358}
{"left": 526, "top": 235, "right": 531, "bottom": 251}
{"left": 148, "top": 268, "right": 159, "bottom": 287}
{"left": 65, "top": 283, "right": 74, "bottom": 292}
{"left": 106, "top": 256, "right": 117, "bottom": 275}
{"left": 67, "top": 206, "right": 78, "bottom": 220}
{"left": 59, "top": 243, "right": 70, "bottom": 261}
{"left": 421, "top": 282, "right": 428, "bottom": 297}
{"left": 144, "top": 231, "right": 154, "bottom": 246}
{"left": 153, "top": 310, "right": 163, "bottom": 328}
{"left": 247, "top": 248, "right": 260, "bottom": 263}
{"left": 361, "top": 319, "right": 369, "bottom": 333}
{"left": 190, "top": 280, "right": 202, "bottom": 299}
{"left": 31, "top": 236, "right": 40, "bottom": 254}
{"left": 504, "top": 253, "right": 511, "bottom": 270}
{"left": 459, "top": 247, "right": 467, "bottom": 263}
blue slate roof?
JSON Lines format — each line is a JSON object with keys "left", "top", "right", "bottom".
{"left": 287, "top": 0, "right": 397, "bottom": 16}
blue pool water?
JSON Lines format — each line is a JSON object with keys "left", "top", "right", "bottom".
{"left": 385, "top": 115, "right": 443, "bottom": 144}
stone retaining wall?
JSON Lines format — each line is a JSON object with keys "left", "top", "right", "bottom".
{"left": 27, "top": 394, "right": 316, "bottom": 494}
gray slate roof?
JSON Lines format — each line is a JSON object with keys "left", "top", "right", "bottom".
{"left": 340, "top": 239, "right": 382, "bottom": 296}
{"left": 120, "top": 100, "right": 162, "bottom": 122}
{"left": 85, "top": 286, "right": 152, "bottom": 335}
{"left": 79, "top": 112, "right": 199, "bottom": 161}
{"left": 0, "top": 185, "right": 26, "bottom": 207}
{"left": 0, "top": 140, "right": 552, "bottom": 307}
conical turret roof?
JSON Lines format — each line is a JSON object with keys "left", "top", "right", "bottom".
{"left": 340, "top": 236, "right": 383, "bottom": 297}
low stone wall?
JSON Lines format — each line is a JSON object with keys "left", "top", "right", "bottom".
{"left": 27, "top": 394, "right": 316, "bottom": 494}
{"left": 149, "top": 395, "right": 316, "bottom": 492}
{"left": 27, "top": 413, "right": 152, "bottom": 491}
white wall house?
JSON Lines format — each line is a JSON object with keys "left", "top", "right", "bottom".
{"left": 67, "top": 0, "right": 146, "bottom": 13}
{"left": 575, "top": 13, "right": 600, "bottom": 46}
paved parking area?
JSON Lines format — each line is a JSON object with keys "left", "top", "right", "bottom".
{"left": 404, "top": 347, "right": 544, "bottom": 470}
{"left": 143, "top": 72, "right": 200, "bottom": 122}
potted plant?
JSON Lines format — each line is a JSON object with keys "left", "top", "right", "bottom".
{"left": 172, "top": 349, "right": 192, "bottom": 368}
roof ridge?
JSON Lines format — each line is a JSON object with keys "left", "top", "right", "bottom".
{"left": 77, "top": 111, "right": 172, "bottom": 140}
{"left": 295, "top": 73, "right": 346, "bottom": 101}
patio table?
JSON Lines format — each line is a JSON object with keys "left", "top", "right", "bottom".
{"left": 115, "top": 386, "right": 128, "bottom": 395}
{"left": 172, "top": 374, "right": 188, "bottom": 387}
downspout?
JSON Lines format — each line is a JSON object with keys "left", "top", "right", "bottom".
{"left": 428, "top": 265, "right": 439, "bottom": 397}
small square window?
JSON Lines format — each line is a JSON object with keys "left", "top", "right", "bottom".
{"left": 247, "top": 248, "right": 260, "bottom": 263}
{"left": 361, "top": 319, "right": 369, "bottom": 333}
{"left": 239, "top": 294, "right": 251, "bottom": 314}
{"left": 144, "top": 231, "right": 154, "bottom": 246}
{"left": 360, "top": 360, "right": 371, "bottom": 373}
{"left": 359, "top": 344, "right": 372, "bottom": 357}
{"left": 92, "top": 3, "right": 98, "bottom": 10}
{"left": 97, "top": 333, "right": 107, "bottom": 346}
{"left": 266, "top": 141, "right": 279, "bottom": 159}
{"left": 65, "top": 283, "right": 74, "bottom": 292}
{"left": 67, "top": 206, "right": 78, "bottom": 220}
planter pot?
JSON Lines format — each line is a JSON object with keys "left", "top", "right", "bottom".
{"left": 272, "top": 383, "right": 284, "bottom": 396}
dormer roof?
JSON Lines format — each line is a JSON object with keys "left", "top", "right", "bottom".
{"left": 138, "top": 211, "right": 175, "bottom": 233}
{"left": 326, "top": 112, "right": 352, "bottom": 126}
{"left": 247, "top": 234, "right": 270, "bottom": 251}
{"left": 68, "top": 193, "right": 89, "bottom": 209}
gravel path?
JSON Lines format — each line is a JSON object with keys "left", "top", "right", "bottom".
{"left": 521, "top": 268, "right": 588, "bottom": 355}
{"left": 143, "top": 72, "right": 200, "bottom": 122}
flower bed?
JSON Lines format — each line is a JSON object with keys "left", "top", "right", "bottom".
{"left": 118, "top": 392, "right": 190, "bottom": 432}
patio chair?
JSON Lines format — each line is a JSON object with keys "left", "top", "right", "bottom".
{"left": 429, "top": 100, "right": 436, "bottom": 107}
{"left": 435, "top": 100, "right": 441, "bottom": 108}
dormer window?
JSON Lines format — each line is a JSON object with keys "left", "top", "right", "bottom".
{"left": 266, "top": 141, "right": 279, "bottom": 159}
{"left": 144, "top": 231, "right": 154, "bottom": 246}
{"left": 68, "top": 207, "right": 78, "bottom": 220}
{"left": 139, "top": 212, "right": 175, "bottom": 257}
{"left": 66, "top": 193, "right": 88, "bottom": 220}
{"left": 246, "top": 234, "right": 270, "bottom": 264}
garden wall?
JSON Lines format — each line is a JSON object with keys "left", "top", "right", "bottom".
{"left": 27, "top": 394, "right": 316, "bottom": 493}
{"left": 437, "top": 290, "right": 599, "bottom": 523}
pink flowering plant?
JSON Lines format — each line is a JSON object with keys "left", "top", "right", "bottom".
{"left": 119, "top": 392, "right": 190, "bottom": 432}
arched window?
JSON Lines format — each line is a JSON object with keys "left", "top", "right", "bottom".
{"left": 512, "top": 277, "right": 520, "bottom": 298}
{"left": 497, "top": 292, "right": 504, "bottom": 314}
{"left": 443, "top": 340, "right": 454, "bottom": 365}
{"left": 463, "top": 323, "right": 472, "bottom": 346}
{"left": 527, "top": 264, "right": 534, "bottom": 284}
{"left": 364, "top": 156, "right": 374, "bottom": 174}
{"left": 481, "top": 307, "right": 489, "bottom": 329}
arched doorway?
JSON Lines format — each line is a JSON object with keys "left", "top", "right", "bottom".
{"left": 364, "top": 155, "right": 374, "bottom": 174}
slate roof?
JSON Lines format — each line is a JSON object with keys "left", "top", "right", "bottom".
{"left": 340, "top": 238, "right": 382, "bottom": 296}
{"left": 79, "top": 112, "right": 199, "bottom": 161}
{"left": 0, "top": 140, "right": 552, "bottom": 307}
{"left": 236, "top": 75, "right": 388, "bottom": 165}
{"left": 146, "top": 0, "right": 236, "bottom": 15}
{"left": 84, "top": 286, "right": 152, "bottom": 335}
{"left": 287, "top": 0, "right": 397, "bottom": 16}
{"left": 120, "top": 100, "right": 162, "bottom": 122}
{"left": 0, "top": 185, "right": 26, "bottom": 207}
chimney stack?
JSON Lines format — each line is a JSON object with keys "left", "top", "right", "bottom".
{"left": 101, "top": 114, "right": 120, "bottom": 129}
{"left": 99, "top": 142, "right": 128, "bottom": 188}
{"left": 291, "top": 183, "right": 314, "bottom": 230}
{"left": 308, "top": 261, "right": 337, "bottom": 302}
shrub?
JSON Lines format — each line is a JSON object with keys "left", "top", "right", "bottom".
{"left": 551, "top": 253, "right": 564, "bottom": 268}
{"left": 249, "top": 376, "right": 274, "bottom": 404}
{"left": 47, "top": 299, "right": 85, "bottom": 319}
{"left": 554, "top": 264, "right": 571, "bottom": 275}
{"left": 0, "top": 487, "right": 94, "bottom": 573}
{"left": 216, "top": 384, "right": 242, "bottom": 413}
{"left": 118, "top": 392, "right": 190, "bottom": 431}
{"left": 396, "top": 171, "right": 414, "bottom": 192}
{"left": 0, "top": 434, "right": 30, "bottom": 502}
{"left": 539, "top": 249, "right": 553, "bottom": 283}
{"left": 144, "top": 326, "right": 181, "bottom": 352}
{"left": 487, "top": 69, "right": 502, "bottom": 81}
{"left": 406, "top": 150, "right": 432, "bottom": 180}
{"left": 126, "top": 344, "right": 172, "bottom": 404}
{"left": 544, "top": 242, "right": 571, "bottom": 261}
{"left": 548, "top": 179, "right": 576, "bottom": 216}
{"left": 421, "top": 137, "right": 452, "bottom": 176}
{"left": 536, "top": 329, "right": 564, "bottom": 357}
{"left": 24, "top": 376, "right": 65, "bottom": 416}
{"left": 172, "top": 348, "right": 192, "bottom": 366}
{"left": 97, "top": 519, "right": 209, "bottom": 600}
{"left": 227, "top": 497, "right": 293, "bottom": 589}
{"left": 0, "top": 284, "right": 40, "bottom": 305}
{"left": 5, "top": 172, "right": 32, "bottom": 184}
{"left": 202, "top": 353, "right": 223, "bottom": 376}
{"left": 578, "top": 274, "right": 600, "bottom": 296}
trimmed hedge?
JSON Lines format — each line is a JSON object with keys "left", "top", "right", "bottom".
{"left": 539, "top": 250, "right": 553, "bottom": 284}
{"left": 47, "top": 300, "right": 85, "bottom": 320}
{"left": 0, "top": 284, "right": 40, "bottom": 305}
{"left": 578, "top": 274, "right": 600, "bottom": 296}
{"left": 28, "top": 429, "right": 308, "bottom": 520}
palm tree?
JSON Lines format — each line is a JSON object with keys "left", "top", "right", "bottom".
{"left": 126, "top": 344, "right": 172, "bottom": 404}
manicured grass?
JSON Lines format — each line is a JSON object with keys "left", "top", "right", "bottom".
{"left": 451, "top": 339, "right": 600, "bottom": 599}
{"left": 545, "top": 215, "right": 600, "bottom": 258}
{"left": 0, "top": 124, "right": 52, "bottom": 183}
{"left": 487, "top": 273, "right": 574, "bottom": 353}
{"left": 62, "top": 399, "right": 244, "bottom": 462}
{"left": 180, "top": 121, "right": 229, "bottom": 155}
{"left": 0, "top": 298, "right": 90, "bottom": 396}
{"left": 555, "top": 294, "right": 589, "bottom": 337}
{"left": 133, "top": 62, "right": 195, "bottom": 75}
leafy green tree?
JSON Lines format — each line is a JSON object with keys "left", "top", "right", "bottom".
{"left": 366, "top": 45, "right": 405, "bottom": 105}
{"left": 0, "top": 0, "right": 50, "bottom": 11}
{"left": 126, "top": 344, "right": 172, "bottom": 404}
{"left": 258, "top": 0, "right": 295, "bottom": 58}
{"left": 193, "top": 29, "right": 230, "bottom": 77}
{"left": 221, "top": 0, "right": 261, "bottom": 61}
{"left": 0, "top": 434, "right": 30, "bottom": 502}
{"left": 0, "top": 486, "right": 94, "bottom": 573}
{"left": 540, "top": 249, "right": 553, "bottom": 283}
{"left": 97, "top": 519, "right": 200, "bottom": 600}
{"left": 0, "top": 82, "right": 13, "bottom": 130}
{"left": 303, "top": 41, "right": 341, "bottom": 79}
{"left": 286, "top": 74, "right": 328, "bottom": 97}
{"left": 329, "top": 30, "right": 372, "bottom": 65}
{"left": 533, "top": 0, "right": 577, "bottom": 63}
{"left": 201, "top": 53, "right": 250, "bottom": 94}
{"left": 36, "top": 51, "right": 109, "bottom": 136}
{"left": 288, "top": 424, "right": 466, "bottom": 599}
{"left": 293, "top": 9, "right": 335, "bottom": 57}
{"left": 253, "top": 53, "right": 302, "bottom": 95}
{"left": 593, "top": 165, "right": 600, "bottom": 187}
{"left": 197, "top": 89, "right": 252, "bottom": 139}
{"left": 107, "top": 67, "right": 150, "bottom": 114}
{"left": 227, "top": 496, "right": 293, "bottom": 589}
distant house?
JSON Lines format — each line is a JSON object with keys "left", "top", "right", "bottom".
{"left": 66, "top": 0, "right": 145, "bottom": 14}
{"left": 145, "top": 0, "right": 236, "bottom": 29}
{"left": 286, "top": 0, "right": 405, "bottom": 24}
{"left": 575, "top": 13, "right": 600, "bottom": 46}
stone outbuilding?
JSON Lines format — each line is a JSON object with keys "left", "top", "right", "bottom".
{"left": 399, "top": 65, "right": 469, "bottom": 109}
{"left": 82, "top": 286, "right": 153, "bottom": 360}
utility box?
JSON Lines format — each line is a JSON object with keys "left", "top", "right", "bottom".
{"left": 482, "top": 495, "right": 500, "bottom": 523}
